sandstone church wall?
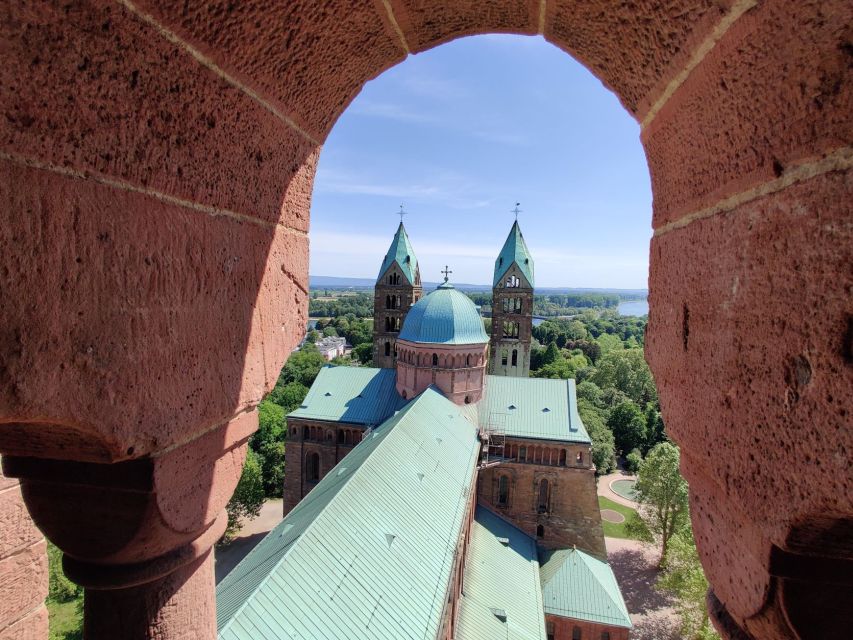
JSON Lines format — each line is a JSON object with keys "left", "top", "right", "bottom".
{"left": 478, "top": 459, "right": 606, "bottom": 559}
{"left": 282, "top": 418, "right": 365, "bottom": 515}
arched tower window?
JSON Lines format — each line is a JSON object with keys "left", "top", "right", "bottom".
{"left": 536, "top": 524, "right": 545, "bottom": 538}
{"left": 572, "top": 627, "right": 582, "bottom": 640}
{"left": 511, "top": 349, "right": 518, "bottom": 366}
{"left": 576, "top": 451, "right": 584, "bottom": 464}
{"left": 501, "top": 349, "right": 508, "bottom": 366}
{"left": 432, "top": 353, "right": 438, "bottom": 367}
{"left": 384, "top": 341, "right": 391, "bottom": 356}
{"left": 466, "top": 354, "right": 471, "bottom": 367}
{"left": 538, "top": 479, "right": 550, "bottom": 513}
{"left": 306, "top": 452, "right": 320, "bottom": 483}
{"left": 498, "top": 475, "right": 509, "bottom": 506}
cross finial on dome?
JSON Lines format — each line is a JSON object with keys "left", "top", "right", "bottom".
{"left": 441, "top": 265, "right": 452, "bottom": 283}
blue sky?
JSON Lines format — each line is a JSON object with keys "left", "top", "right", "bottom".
{"left": 309, "top": 35, "right": 652, "bottom": 289}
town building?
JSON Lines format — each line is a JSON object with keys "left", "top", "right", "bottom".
{"left": 220, "top": 227, "right": 630, "bottom": 639}
{"left": 314, "top": 335, "right": 346, "bottom": 361}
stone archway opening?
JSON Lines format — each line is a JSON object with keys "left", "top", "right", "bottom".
{"left": 1, "top": 2, "right": 849, "bottom": 639}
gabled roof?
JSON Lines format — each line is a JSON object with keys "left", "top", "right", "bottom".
{"left": 287, "top": 365, "right": 405, "bottom": 425}
{"left": 480, "top": 376, "right": 591, "bottom": 444}
{"left": 493, "top": 221, "right": 534, "bottom": 288}
{"left": 538, "top": 547, "right": 632, "bottom": 629}
{"left": 398, "top": 282, "right": 489, "bottom": 345}
{"left": 217, "top": 387, "right": 481, "bottom": 640}
{"left": 377, "top": 222, "right": 419, "bottom": 285}
{"left": 456, "top": 507, "right": 547, "bottom": 640}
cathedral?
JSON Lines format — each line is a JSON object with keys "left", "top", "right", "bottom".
{"left": 216, "top": 222, "right": 632, "bottom": 640}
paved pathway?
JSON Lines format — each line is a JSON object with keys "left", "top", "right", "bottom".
{"left": 214, "top": 499, "right": 283, "bottom": 583}
{"left": 605, "top": 537, "right": 680, "bottom": 640}
{"left": 597, "top": 470, "right": 640, "bottom": 509}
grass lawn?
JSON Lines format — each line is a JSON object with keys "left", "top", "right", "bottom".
{"left": 47, "top": 598, "right": 83, "bottom": 640}
{"left": 599, "top": 496, "right": 641, "bottom": 540}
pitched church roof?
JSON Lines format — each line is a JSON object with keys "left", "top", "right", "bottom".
{"left": 398, "top": 282, "right": 489, "bottom": 345}
{"left": 377, "top": 222, "right": 419, "bottom": 285}
{"left": 538, "top": 547, "right": 632, "bottom": 629}
{"left": 480, "top": 376, "right": 591, "bottom": 444}
{"left": 288, "top": 365, "right": 405, "bottom": 425}
{"left": 456, "top": 506, "right": 547, "bottom": 640}
{"left": 217, "top": 387, "right": 480, "bottom": 640}
{"left": 493, "top": 221, "right": 535, "bottom": 288}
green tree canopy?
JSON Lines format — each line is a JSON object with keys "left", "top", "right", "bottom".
{"left": 576, "top": 380, "right": 604, "bottom": 406}
{"left": 657, "top": 524, "right": 719, "bottom": 639}
{"left": 634, "top": 442, "right": 690, "bottom": 567}
{"left": 225, "top": 448, "right": 265, "bottom": 539}
{"left": 577, "top": 398, "right": 616, "bottom": 475}
{"left": 352, "top": 342, "right": 373, "bottom": 365}
{"left": 268, "top": 381, "right": 309, "bottom": 413}
{"left": 591, "top": 348, "right": 657, "bottom": 406}
{"left": 279, "top": 344, "right": 327, "bottom": 387}
{"left": 607, "top": 401, "right": 647, "bottom": 454}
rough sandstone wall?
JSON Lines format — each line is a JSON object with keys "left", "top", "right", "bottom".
{"left": 0, "top": 466, "right": 48, "bottom": 640}
{"left": 479, "top": 461, "right": 606, "bottom": 558}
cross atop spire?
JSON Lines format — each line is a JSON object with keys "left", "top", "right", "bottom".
{"left": 441, "top": 265, "right": 452, "bottom": 283}
{"left": 396, "top": 204, "right": 409, "bottom": 225}
{"left": 511, "top": 202, "right": 522, "bottom": 221}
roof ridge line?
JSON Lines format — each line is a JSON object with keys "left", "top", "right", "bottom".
{"left": 576, "top": 551, "right": 632, "bottom": 623}
{"left": 219, "top": 394, "right": 426, "bottom": 635}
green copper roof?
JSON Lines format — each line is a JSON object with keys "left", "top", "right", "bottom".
{"left": 377, "top": 222, "right": 419, "bottom": 285}
{"left": 480, "top": 376, "right": 591, "bottom": 444}
{"left": 538, "top": 548, "right": 632, "bottom": 628}
{"left": 494, "top": 221, "right": 534, "bottom": 287}
{"left": 217, "top": 387, "right": 480, "bottom": 640}
{"left": 456, "top": 507, "right": 547, "bottom": 640}
{"left": 398, "top": 282, "right": 489, "bottom": 345}
{"left": 287, "top": 365, "right": 405, "bottom": 425}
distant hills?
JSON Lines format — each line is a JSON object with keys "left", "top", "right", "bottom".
{"left": 309, "top": 275, "right": 647, "bottom": 296}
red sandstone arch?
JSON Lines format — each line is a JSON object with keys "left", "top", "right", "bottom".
{"left": 0, "top": 1, "right": 850, "bottom": 638}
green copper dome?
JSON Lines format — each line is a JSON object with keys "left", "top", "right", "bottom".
{"left": 398, "top": 283, "right": 488, "bottom": 345}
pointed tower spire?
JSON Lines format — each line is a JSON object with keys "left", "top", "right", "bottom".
{"left": 493, "top": 220, "right": 534, "bottom": 288}
{"left": 377, "top": 221, "right": 420, "bottom": 286}
{"left": 374, "top": 219, "right": 423, "bottom": 368}
{"left": 490, "top": 217, "right": 534, "bottom": 377}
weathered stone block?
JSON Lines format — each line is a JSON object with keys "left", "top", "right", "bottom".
{"left": 0, "top": 0, "right": 316, "bottom": 227}
{"left": 0, "top": 541, "right": 48, "bottom": 629}
{"left": 647, "top": 170, "right": 853, "bottom": 619}
{"left": 0, "top": 484, "right": 42, "bottom": 559}
{"left": 0, "top": 604, "right": 48, "bottom": 640}
{"left": 133, "top": 0, "right": 406, "bottom": 139}
{"left": 644, "top": 0, "right": 853, "bottom": 227}
{"left": 0, "top": 162, "right": 305, "bottom": 460}
{"left": 389, "top": 0, "right": 538, "bottom": 51}
{"left": 546, "top": 0, "right": 734, "bottom": 116}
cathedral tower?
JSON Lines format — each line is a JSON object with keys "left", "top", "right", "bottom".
{"left": 374, "top": 222, "right": 422, "bottom": 368}
{"left": 490, "top": 221, "right": 534, "bottom": 377}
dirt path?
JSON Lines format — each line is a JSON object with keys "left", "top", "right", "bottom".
{"left": 605, "top": 537, "right": 681, "bottom": 639}
{"left": 214, "top": 499, "right": 283, "bottom": 584}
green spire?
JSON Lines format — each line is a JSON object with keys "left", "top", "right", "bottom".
{"left": 493, "top": 221, "right": 534, "bottom": 287}
{"left": 377, "top": 222, "right": 419, "bottom": 285}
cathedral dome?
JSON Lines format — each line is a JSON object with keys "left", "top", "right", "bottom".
{"left": 398, "top": 282, "right": 488, "bottom": 345}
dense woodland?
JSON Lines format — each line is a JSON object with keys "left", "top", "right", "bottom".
{"left": 307, "top": 290, "right": 643, "bottom": 319}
